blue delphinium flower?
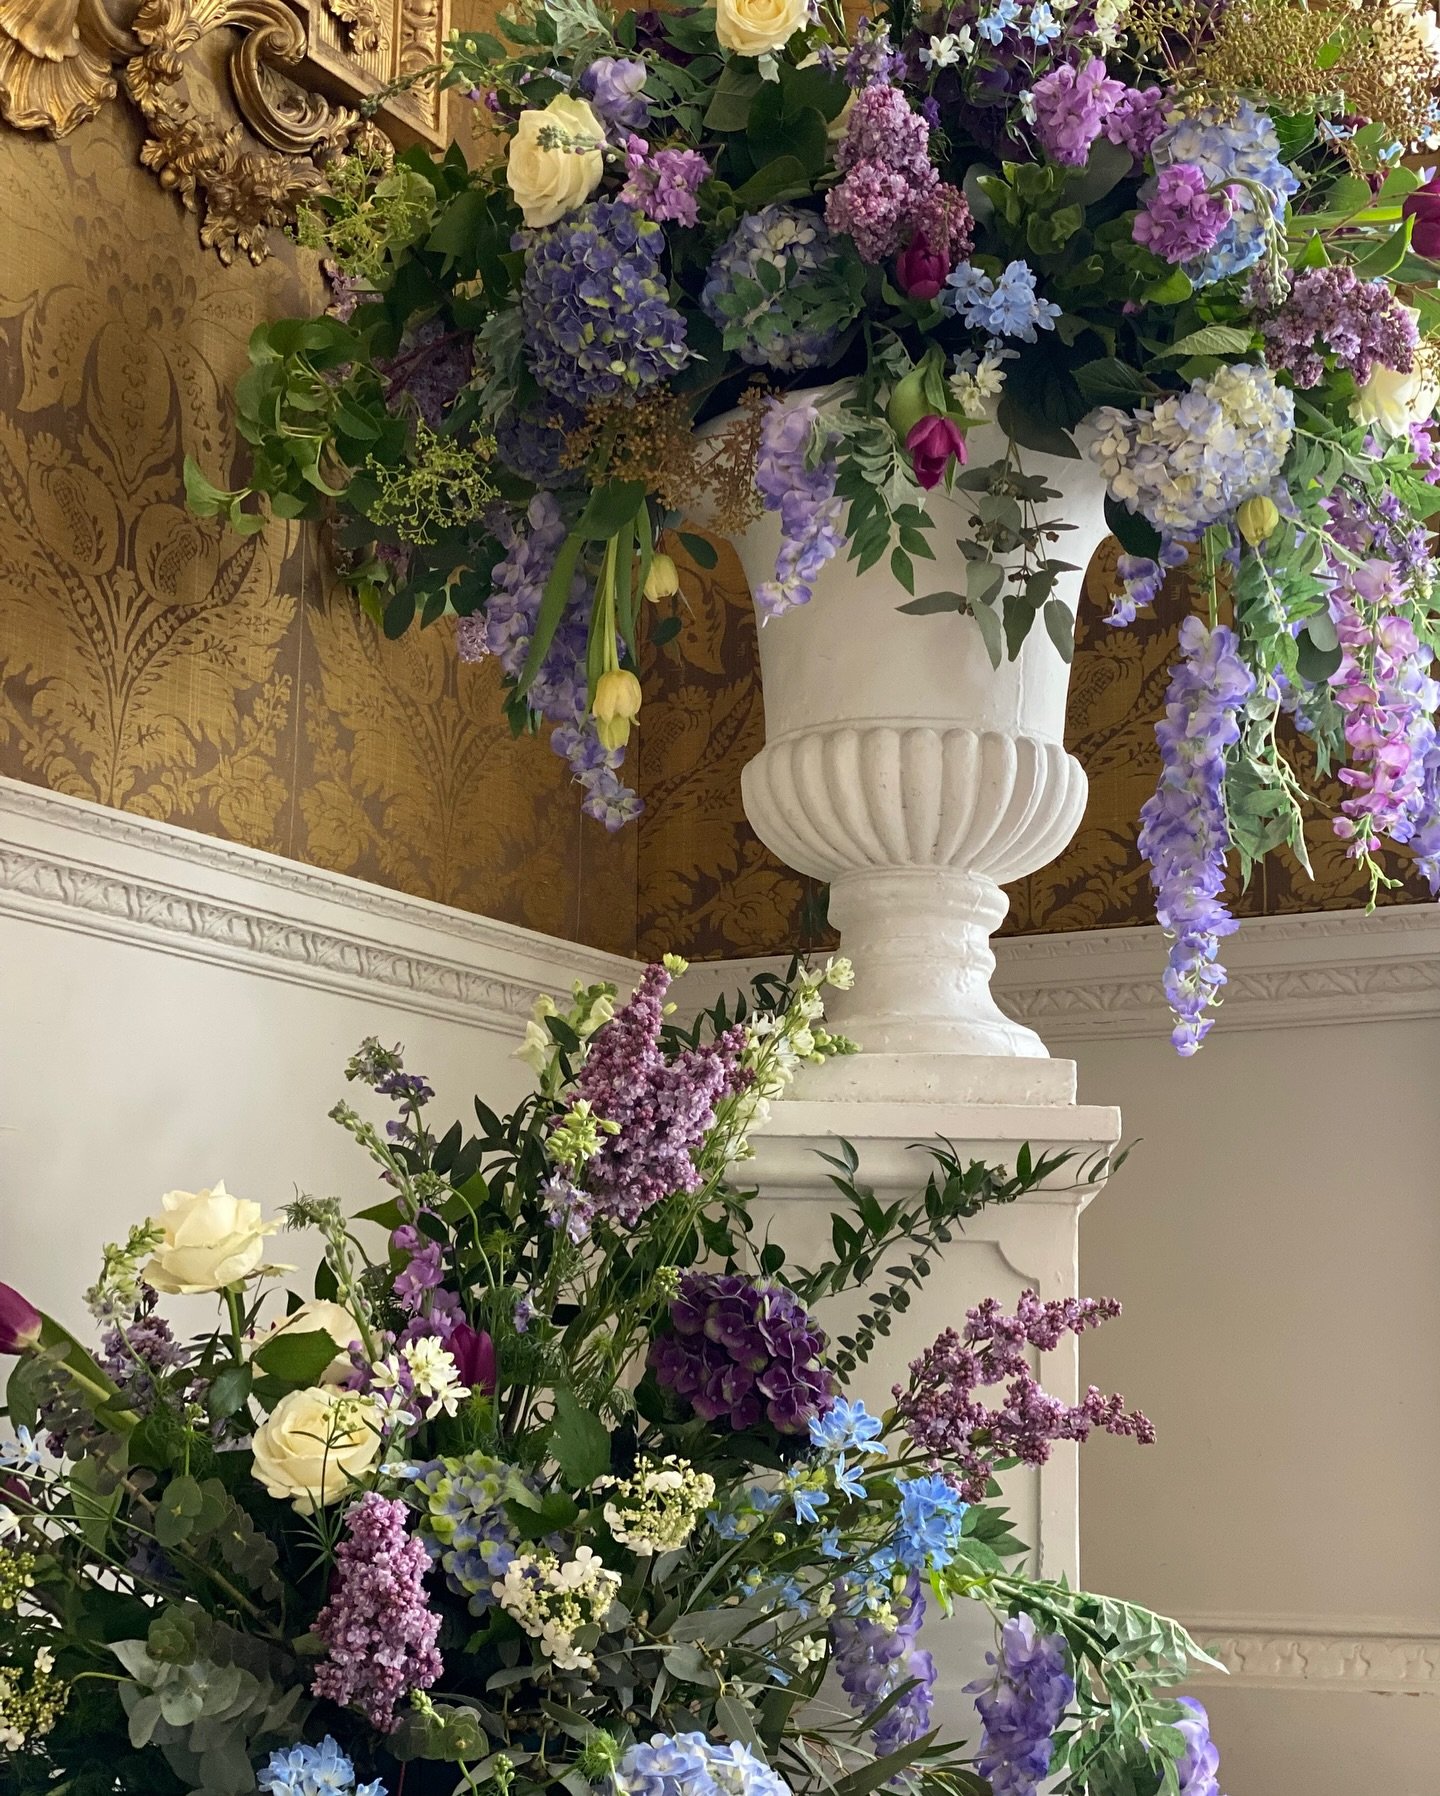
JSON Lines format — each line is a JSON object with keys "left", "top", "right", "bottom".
{"left": 1026, "top": 3, "right": 1060, "bottom": 44}
{"left": 258, "top": 1738, "right": 386, "bottom": 1796}
{"left": 967, "top": 1615, "right": 1074, "bottom": 1796}
{"left": 791, "top": 1484, "right": 829, "bottom": 1525}
{"left": 808, "top": 1397, "right": 886, "bottom": 1456}
{"left": 977, "top": 0, "right": 1021, "bottom": 44}
{"left": 831, "top": 1455, "right": 868, "bottom": 1500}
{"left": 518, "top": 200, "right": 689, "bottom": 403}
{"left": 944, "top": 260, "right": 1060, "bottom": 342}
{"left": 893, "top": 1472, "right": 968, "bottom": 1571}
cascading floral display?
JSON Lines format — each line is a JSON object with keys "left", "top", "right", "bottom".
{"left": 0, "top": 960, "right": 1225, "bottom": 1795}
{"left": 190, "top": 0, "right": 1440, "bottom": 1052}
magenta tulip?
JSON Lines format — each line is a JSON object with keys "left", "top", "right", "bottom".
{"left": 0, "top": 1282, "right": 42, "bottom": 1355}
{"left": 1404, "top": 173, "right": 1440, "bottom": 260}
{"left": 895, "top": 230, "right": 951, "bottom": 301}
{"left": 905, "top": 415, "right": 968, "bottom": 490}
{"left": 449, "top": 1323, "right": 497, "bottom": 1394}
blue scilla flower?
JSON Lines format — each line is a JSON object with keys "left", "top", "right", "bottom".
{"left": 518, "top": 200, "right": 690, "bottom": 404}
{"left": 808, "top": 1396, "right": 885, "bottom": 1456}
{"left": 944, "top": 260, "right": 1060, "bottom": 344}
{"left": 893, "top": 1472, "right": 968, "bottom": 1571}
{"left": 1150, "top": 99, "right": 1299, "bottom": 287}
{"left": 700, "top": 204, "right": 848, "bottom": 373}
{"left": 258, "top": 1738, "right": 387, "bottom": 1796}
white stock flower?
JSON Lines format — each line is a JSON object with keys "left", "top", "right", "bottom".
{"left": 1352, "top": 324, "right": 1440, "bottom": 435}
{"left": 715, "top": 0, "right": 807, "bottom": 57}
{"left": 506, "top": 95, "right": 604, "bottom": 228}
{"left": 144, "top": 1183, "right": 279, "bottom": 1295}
{"left": 250, "top": 1387, "right": 381, "bottom": 1515}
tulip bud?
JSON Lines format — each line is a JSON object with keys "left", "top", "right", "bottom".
{"left": 0, "top": 1283, "right": 42, "bottom": 1355}
{"left": 886, "top": 365, "right": 930, "bottom": 441}
{"left": 643, "top": 552, "right": 680, "bottom": 601}
{"left": 1237, "top": 495, "right": 1279, "bottom": 547}
{"left": 449, "top": 1323, "right": 497, "bottom": 1394}
{"left": 592, "top": 668, "right": 642, "bottom": 750}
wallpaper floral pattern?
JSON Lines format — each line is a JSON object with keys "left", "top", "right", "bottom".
{"left": 0, "top": 112, "right": 635, "bottom": 955}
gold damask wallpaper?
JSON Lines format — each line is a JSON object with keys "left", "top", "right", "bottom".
{"left": 0, "top": 110, "right": 636, "bottom": 954}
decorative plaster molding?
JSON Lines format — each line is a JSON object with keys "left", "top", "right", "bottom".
{"left": 1183, "top": 1616, "right": 1440, "bottom": 1693}
{"left": 0, "top": 779, "right": 633, "bottom": 1032}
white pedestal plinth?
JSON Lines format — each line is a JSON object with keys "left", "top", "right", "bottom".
{"left": 746, "top": 1051, "right": 1120, "bottom": 1721}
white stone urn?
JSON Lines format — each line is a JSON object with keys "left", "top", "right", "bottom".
{"left": 728, "top": 415, "right": 1111, "bottom": 1061}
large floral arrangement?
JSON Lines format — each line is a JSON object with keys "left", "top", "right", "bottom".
{"left": 191, "top": 0, "right": 1440, "bottom": 1049}
{"left": 2, "top": 959, "right": 1223, "bottom": 1795}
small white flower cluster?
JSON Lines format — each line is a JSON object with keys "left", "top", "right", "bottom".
{"left": 716, "top": 958, "right": 855, "bottom": 1161}
{"left": 951, "top": 345, "right": 1014, "bottom": 422}
{"left": 0, "top": 1646, "right": 65, "bottom": 1752}
{"left": 371, "top": 1337, "right": 467, "bottom": 1430}
{"left": 493, "top": 1546, "right": 621, "bottom": 1672}
{"left": 598, "top": 1456, "right": 716, "bottom": 1555}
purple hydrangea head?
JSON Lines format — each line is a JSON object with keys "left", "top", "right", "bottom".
{"left": 494, "top": 396, "right": 586, "bottom": 487}
{"left": 518, "top": 201, "right": 690, "bottom": 403}
{"left": 649, "top": 1271, "right": 837, "bottom": 1435}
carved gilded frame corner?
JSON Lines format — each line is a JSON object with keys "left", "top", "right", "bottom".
{"left": 0, "top": 0, "right": 451, "bottom": 264}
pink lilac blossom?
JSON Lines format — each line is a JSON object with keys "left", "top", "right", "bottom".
{"left": 570, "top": 963, "right": 751, "bottom": 1226}
{"left": 826, "top": 84, "right": 937, "bottom": 263}
{"left": 620, "top": 136, "right": 711, "bottom": 226}
{"left": 1137, "top": 618, "right": 1254, "bottom": 1054}
{"left": 1104, "top": 84, "right": 1168, "bottom": 159}
{"left": 1030, "top": 56, "right": 1125, "bottom": 166}
{"left": 753, "top": 396, "right": 847, "bottom": 617}
{"left": 893, "top": 1292, "right": 1152, "bottom": 1504}
{"left": 312, "top": 1493, "right": 442, "bottom": 1732}
{"left": 1262, "top": 266, "right": 1418, "bottom": 388}
{"left": 1132, "top": 164, "right": 1234, "bottom": 265}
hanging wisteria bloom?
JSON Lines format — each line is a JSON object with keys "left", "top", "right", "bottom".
{"left": 752, "top": 397, "right": 847, "bottom": 618}
{"left": 1138, "top": 619, "right": 1255, "bottom": 1054}
{"left": 830, "top": 1572, "right": 937, "bottom": 1753}
{"left": 968, "top": 1614, "right": 1075, "bottom": 1796}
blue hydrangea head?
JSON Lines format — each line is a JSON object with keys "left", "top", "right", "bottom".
{"left": 519, "top": 201, "right": 690, "bottom": 403}
{"left": 1151, "top": 99, "right": 1299, "bottom": 286}
{"left": 258, "top": 1738, "right": 385, "bottom": 1796}
{"left": 616, "top": 1734, "right": 793, "bottom": 1796}
{"left": 700, "top": 204, "right": 848, "bottom": 372}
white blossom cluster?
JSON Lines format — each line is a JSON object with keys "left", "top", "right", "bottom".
{"left": 0, "top": 1647, "right": 65, "bottom": 1752}
{"left": 716, "top": 957, "right": 855, "bottom": 1160}
{"left": 598, "top": 1456, "right": 716, "bottom": 1555}
{"left": 370, "top": 1337, "right": 467, "bottom": 1430}
{"left": 493, "top": 1546, "right": 621, "bottom": 1671}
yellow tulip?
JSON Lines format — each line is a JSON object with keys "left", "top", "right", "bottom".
{"left": 592, "top": 669, "right": 642, "bottom": 750}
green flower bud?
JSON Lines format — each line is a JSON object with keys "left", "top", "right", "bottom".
{"left": 1237, "top": 494, "right": 1279, "bottom": 547}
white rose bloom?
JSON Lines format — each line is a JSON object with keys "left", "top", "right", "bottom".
{"left": 254, "top": 1300, "right": 360, "bottom": 1385}
{"left": 506, "top": 95, "right": 604, "bottom": 228}
{"left": 250, "top": 1386, "right": 381, "bottom": 1515}
{"left": 144, "top": 1183, "right": 278, "bottom": 1294}
{"left": 1352, "top": 329, "right": 1439, "bottom": 437}
{"left": 716, "top": 0, "right": 807, "bottom": 57}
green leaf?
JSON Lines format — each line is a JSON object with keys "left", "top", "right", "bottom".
{"left": 550, "top": 1386, "right": 610, "bottom": 1488}
{"left": 1104, "top": 494, "right": 1162, "bottom": 560}
{"left": 1159, "top": 325, "right": 1254, "bottom": 359}
{"left": 971, "top": 599, "right": 1004, "bottom": 669}
{"left": 206, "top": 1362, "right": 253, "bottom": 1422}
{"left": 578, "top": 480, "right": 647, "bottom": 540}
{"left": 252, "top": 1328, "right": 342, "bottom": 1387}
{"left": 515, "top": 528, "right": 585, "bottom": 700}
{"left": 897, "top": 590, "right": 966, "bottom": 615}
{"left": 1043, "top": 599, "right": 1075, "bottom": 663}
{"left": 733, "top": 156, "right": 811, "bottom": 209}
{"left": 677, "top": 530, "right": 718, "bottom": 569}
{"left": 1072, "top": 357, "right": 1150, "bottom": 408}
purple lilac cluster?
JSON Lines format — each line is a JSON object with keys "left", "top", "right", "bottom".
{"left": 830, "top": 1573, "right": 936, "bottom": 1754}
{"left": 1175, "top": 1698, "right": 1226, "bottom": 1796}
{"left": 620, "top": 136, "right": 711, "bottom": 226}
{"left": 456, "top": 493, "right": 640, "bottom": 828}
{"left": 967, "top": 1614, "right": 1075, "bottom": 1796}
{"left": 98, "top": 1287, "right": 184, "bottom": 1409}
{"left": 1137, "top": 618, "right": 1254, "bottom": 1054}
{"left": 826, "top": 84, "right": 937, "bottom": 263}
{"left": 753, "top": 396, "right": 846, "bottom": 618}
{"left": 1262, "top": 266, "right": 1418, "bottom": 388}
{"left": 1132, "top": 165, "right": 1234, "bottom": 265}
{"left": 375, "top": 319, "right": 474, "bottom": 430}
{"left": 840, "top": 17, "right": 907, "bottom": 88}
{"left": 570, "top": 963, "right": 750, "bottom": 1225}
{"left": 518, "top": 201, "right": 689, "bottom": 403}
{"left": 649, "top": 1270, "right": 837, "bottom": 1434}
{"left": 312, "top": 1493, "right": 442, "bottom": 1732}
{"left": 1327, "top": 557, "right": 1440, "bottom": 861}
{"left": 894, "top": 1292, "right": 1152, "bottom": 1504}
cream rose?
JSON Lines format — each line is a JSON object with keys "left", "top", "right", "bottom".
{"left": 1352, "top": 359, "right": 1440, "bottom": 437}
{"left": 250, "top": 1387, "right": 382, "bottom": 1515}
{"left": 254, "top": 1300, "right": 361, "bottom": 1385}
{"left": 506, "top": 95, "right": 604, "bottom": 228}
{"left": 144, "top": 1183, "right": 278, "bottom": 1295}
{"left": 716, "top": 0, "right": 807, "bottom": 56}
